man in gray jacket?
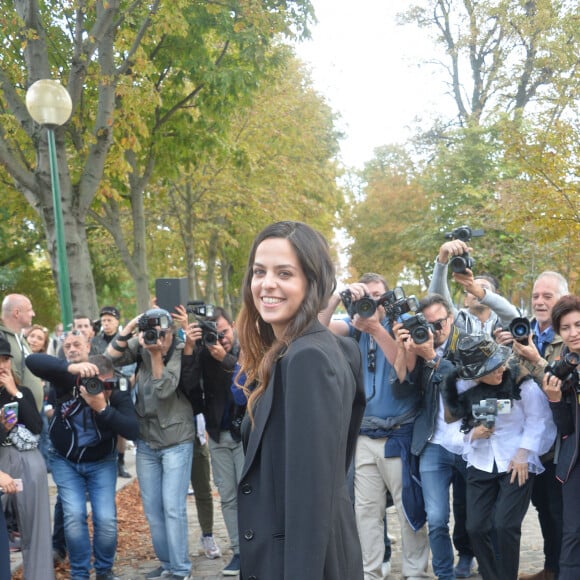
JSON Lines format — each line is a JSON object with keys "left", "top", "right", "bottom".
{"left": 106, "top": 308, "right": 194, "bottom": 580}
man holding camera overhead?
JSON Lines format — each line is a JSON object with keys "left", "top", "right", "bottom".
{"left": 178, "top": 304, "right": 243, "bottom": 577}
{"left": 26, "top": 334, "right": 139, "bottom": 580}
{"left": 106, "top": 307, "right": 195, "bottom": 580}
{"left": 319, "top": 273, "right": 430, "bottom": 580}
{"left": 429, "top": 230, "right": 519, "bottom": 334}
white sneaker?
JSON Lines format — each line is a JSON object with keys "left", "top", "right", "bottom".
{"left": 200, "top": 535, "right": 221, "bottom": 559}
{"left": 381, "top": 560, "right": 391, "bottom": 579}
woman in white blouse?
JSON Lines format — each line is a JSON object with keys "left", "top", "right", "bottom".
{"left": 441, "top": 334, "right": 556, "bottom": 580}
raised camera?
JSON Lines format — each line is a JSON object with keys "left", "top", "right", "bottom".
{"left": 401, "top": 314, "right": 433, "bottom": 345}
{"left": 138, "top": 311, "right": 171, "bottom": 345}
{"left": 81, "top": 375, "right": 128, "bottom": 395}
{"left": 545, "top": 352, "right": 580, "bottom": 381}
{"left": 505, "top": 317, "right": 531, "bottom": 344}
{"left": 444, "top": 225, "right": 485, "bottom": 274}
{"left": 186, "top": 301, "right": 223, "bottom": 348}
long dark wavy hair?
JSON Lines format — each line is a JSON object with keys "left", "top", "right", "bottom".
{"left": 236, "top": 221, "right": 336, "bottom": 421}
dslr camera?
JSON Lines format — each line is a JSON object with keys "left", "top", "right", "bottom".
{"left": 401, "top": 313, "right": 433, "bottom": 345}
{"left": 545, "top": 352, "right": 580, "bottom": 382}
{"left": 504, "top": 316, "right": 531, "bottom": 344}
{"left": 81, "top": 375, "right": 129, "bottom": 395}
{"left": 186, "top": 301, "right": 223, "bottom": 348}
{"left": 138, "top": 310, "right": 172, "bottom": 345}
{"left": 471, "top": 397, "right": 511, "bottom": 428}
{"left": 444, "top": 225, "right": 484, "bottom": 274}
{"left": 339, "top": 287, "right": 419, "bottom": 324}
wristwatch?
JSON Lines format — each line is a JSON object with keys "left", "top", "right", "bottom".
{"left": 425, "top": 355, "right": 440, "bottom": 369}
{"left": 13, "top": 390, "right": 23, "bottom": 399}
{"left": 117, "top": 332, "right": 133, "bottom": 342}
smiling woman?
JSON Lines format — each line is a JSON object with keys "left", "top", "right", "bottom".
{"left": 235, "top": 221, "right": 366, "bottom": 579}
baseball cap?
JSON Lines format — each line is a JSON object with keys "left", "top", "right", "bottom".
{"left": 99, "top": 306, "right": 120, "bottom": 320}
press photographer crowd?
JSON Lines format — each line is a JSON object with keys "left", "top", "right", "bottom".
{"left": 1, "top": 221, "right": 579, "bottom": 580}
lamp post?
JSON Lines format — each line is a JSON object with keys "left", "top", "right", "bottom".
{"left": 25, "top": 80, "right": 74, "bottom": 330}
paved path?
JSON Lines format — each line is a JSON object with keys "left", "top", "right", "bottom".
{"left": 11, "top": 447, "right": 549, "bottom": 579}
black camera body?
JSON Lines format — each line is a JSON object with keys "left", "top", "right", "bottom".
{"left": 504, "top": 317, "right": 531, "bottom": 344}
{"left": 186, "top": 301, "right": 223, "bottom": 348}
{"left": 81, "top": 375, "right": 129, "bottom": 395}
{"left": 471, "top": 397, "right": 511, "bottom": 429}
{"left": 444, "top": 225, "right": 485, "bottom": 274}
{"left": 138, "top": 311, "right": 172, "bottom": 345}
{"left": 401, "top": 313, "right": 433, "bottom": 345}
{"left": 339, "top": 290, "right": 378, "bottom": 319}
{"left": 340, "top": 287, "right": 419, "bottom": 324}
{"left": 545, "top": 352, "right": 580, "bottom": 382}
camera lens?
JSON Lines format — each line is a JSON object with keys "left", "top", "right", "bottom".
{"left": 509, "top": 318, "right": 530, "bottom": 341}
{"left": 82, "top": 376, "right": 103, "bottom": 395}
{"left": 143, "top": 329, "right": 158, "bottom": 344}
{"left": 411, "top": 327, "right": 430, "bottom": 344}
{"left": 355, "top": 297, "right": 377, "bottom": 318}
{"left": 450, "top": 255, "right": 469, "bottom": 273}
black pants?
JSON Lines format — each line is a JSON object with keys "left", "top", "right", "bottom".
{"left": 452, "top": 465, "right": 474, "bottom": 557}
{"left": 530, "top": 459, "right": 563, "bottom": 572}
{"left": 466, "top": 465, "right": 533, "bottom": 580}
{"left": 560, "top": 460, "right": 580, "bottom": 580}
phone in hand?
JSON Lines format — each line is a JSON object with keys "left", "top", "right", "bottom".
{"left": 2, "top": 402, "right": 19, "bottom": 422}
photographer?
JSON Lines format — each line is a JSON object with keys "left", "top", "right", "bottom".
{"left": 541, "top": 295, "right": 580, "bottom": 580}
{"left": 106, "top": 308, "right": 195, "bottom": 580}
{"left": 391, "top": 294, "right": 476, "bottom": 579}
{"left": 429, "top": 239, "right": 518, "bottom": 334}
{"left": 441, "top": 334, "right": 556, "bottom": 580}
{"left": 178, "top": 305, "right": 243, "bottom": 577}
{"left": 26, "top": 338, "right": 138, "bottom": 580}
{"left": 319, "top": 273, "right": 429, "bottom": 580}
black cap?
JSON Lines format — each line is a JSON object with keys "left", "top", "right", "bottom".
{"left": 456, "top": 334, "right": 511, "bottom": 380}
{"left": 0, "top": 333, "right": 13, "bottom": 358}
{"left": 99, "top": 306, "right": 120, "bottom": 320}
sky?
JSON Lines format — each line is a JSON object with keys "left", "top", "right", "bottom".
{"left": 293, "top": 0, "right": 455, "bottom": 169}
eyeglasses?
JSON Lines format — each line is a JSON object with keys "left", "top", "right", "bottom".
{"left": 431, "top": 318, "right": 449, "bottom": 331}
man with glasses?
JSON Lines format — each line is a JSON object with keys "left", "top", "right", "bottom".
{"left": 429, "top": 239, "right": 519, "bottom": 334}
{"left": 178, "top": 306, "right": 242, "bottom": 577}
{"left": 392, "top": 294, "right": 476, "bottom": 579}
{"left": 26, "top": 334, "right": 139, "bottom": 580}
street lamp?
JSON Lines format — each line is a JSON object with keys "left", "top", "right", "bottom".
{"left": 25, "top": 80, "right": 74, "bottom": 330}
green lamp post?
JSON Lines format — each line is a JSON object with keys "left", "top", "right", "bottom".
{"left": 25, "top": 79, "right": 74, "bottom": 330}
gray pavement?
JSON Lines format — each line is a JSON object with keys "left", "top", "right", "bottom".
{"left": 10, "top": 446, "right": 549, "bottom": 579}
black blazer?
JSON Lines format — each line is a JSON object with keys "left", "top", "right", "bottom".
{"left": 237, "top": 321, "right": 365, "bottom": 580}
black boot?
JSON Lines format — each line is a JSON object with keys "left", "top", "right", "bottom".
{"left": 117, "top": 453, "right": 131, "bottom": 478}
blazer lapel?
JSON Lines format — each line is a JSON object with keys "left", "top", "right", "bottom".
{"left": 241, "top": 363, "right": 277, "bottom": 480}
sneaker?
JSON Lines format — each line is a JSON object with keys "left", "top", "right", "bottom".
{"left": 201, "top": 534, "right": 222, "bottom": 559}
{"left": 96, "top": 572, "right": 120, "bottom": 580}
{"left": 381, "top": 560, "right": 391, "bottom": 578}
{"left": 145, "top": 566, "right": 172, "bottom": 579}
{"left": 455, "top": 555, "right": 476, "bottom": 578}
{"left": 222, "top": 553, "right": 240, "bottom": 576}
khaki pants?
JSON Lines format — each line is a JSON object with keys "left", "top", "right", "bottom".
{"left": 354, "top": 435, "right": 430, "bottom": 580}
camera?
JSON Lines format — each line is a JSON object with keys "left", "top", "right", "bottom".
{"left": 471, "top": 397, "right": 511, "bottom": 428}
{"left": 545, "top": 352, "right": 580, "bottom": 381}
{"left": 339, "top": 290, "right": 379, "bottom": 319}
{"left": 380, "top": 288, "right": 420, "bottom": 325}
{"left": 505, "top": 317, "right": 531, "bottom": 344}
{"left": 340, "top": 287, "right": 419, "bottom": 324}
{"left": 444, "top": 225, "right": 485, "bottom": 274}
{"left": 186, "top": 301, "right": 224, "bottom": 348}
{"left": 401, "top": 314, "right": 433, "bottom": 345}
{"left": 81, "top": 375, "right": 129, "bottom": 395}
{"left": 138, "top": 310, "right": 172, "bottom": 345}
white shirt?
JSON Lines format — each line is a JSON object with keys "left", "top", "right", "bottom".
{"left": 458, "top": 377, "right": 556, "bottom": 474}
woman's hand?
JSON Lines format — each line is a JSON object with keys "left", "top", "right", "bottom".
{"left": 0, "top": 470, "right": 18, "bottom": 494}
{"left": 542, "top": 372, "right": 563, "bottom": 402}
{"left": 508, "top": 460, "right": 529, "bottom": 486}
{"left": 471, "top": 424, "right": 493, "bottom": 440}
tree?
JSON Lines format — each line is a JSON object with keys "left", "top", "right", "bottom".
{"left": 0, "top": 0, "right": 313, "bottom": 317}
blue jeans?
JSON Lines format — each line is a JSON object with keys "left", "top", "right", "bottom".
{"left": 49, "top": 450, "right": 117, "bottom": 580}
{"left": 420, "top": 443, "right": 467, "bottom": 580}
{"left": 136, "top": 439, "right": 193, "bottom": 576}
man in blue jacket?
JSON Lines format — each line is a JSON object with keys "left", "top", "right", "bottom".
{"left": 26, "top": 334, "right": 139, "bottom": 580}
